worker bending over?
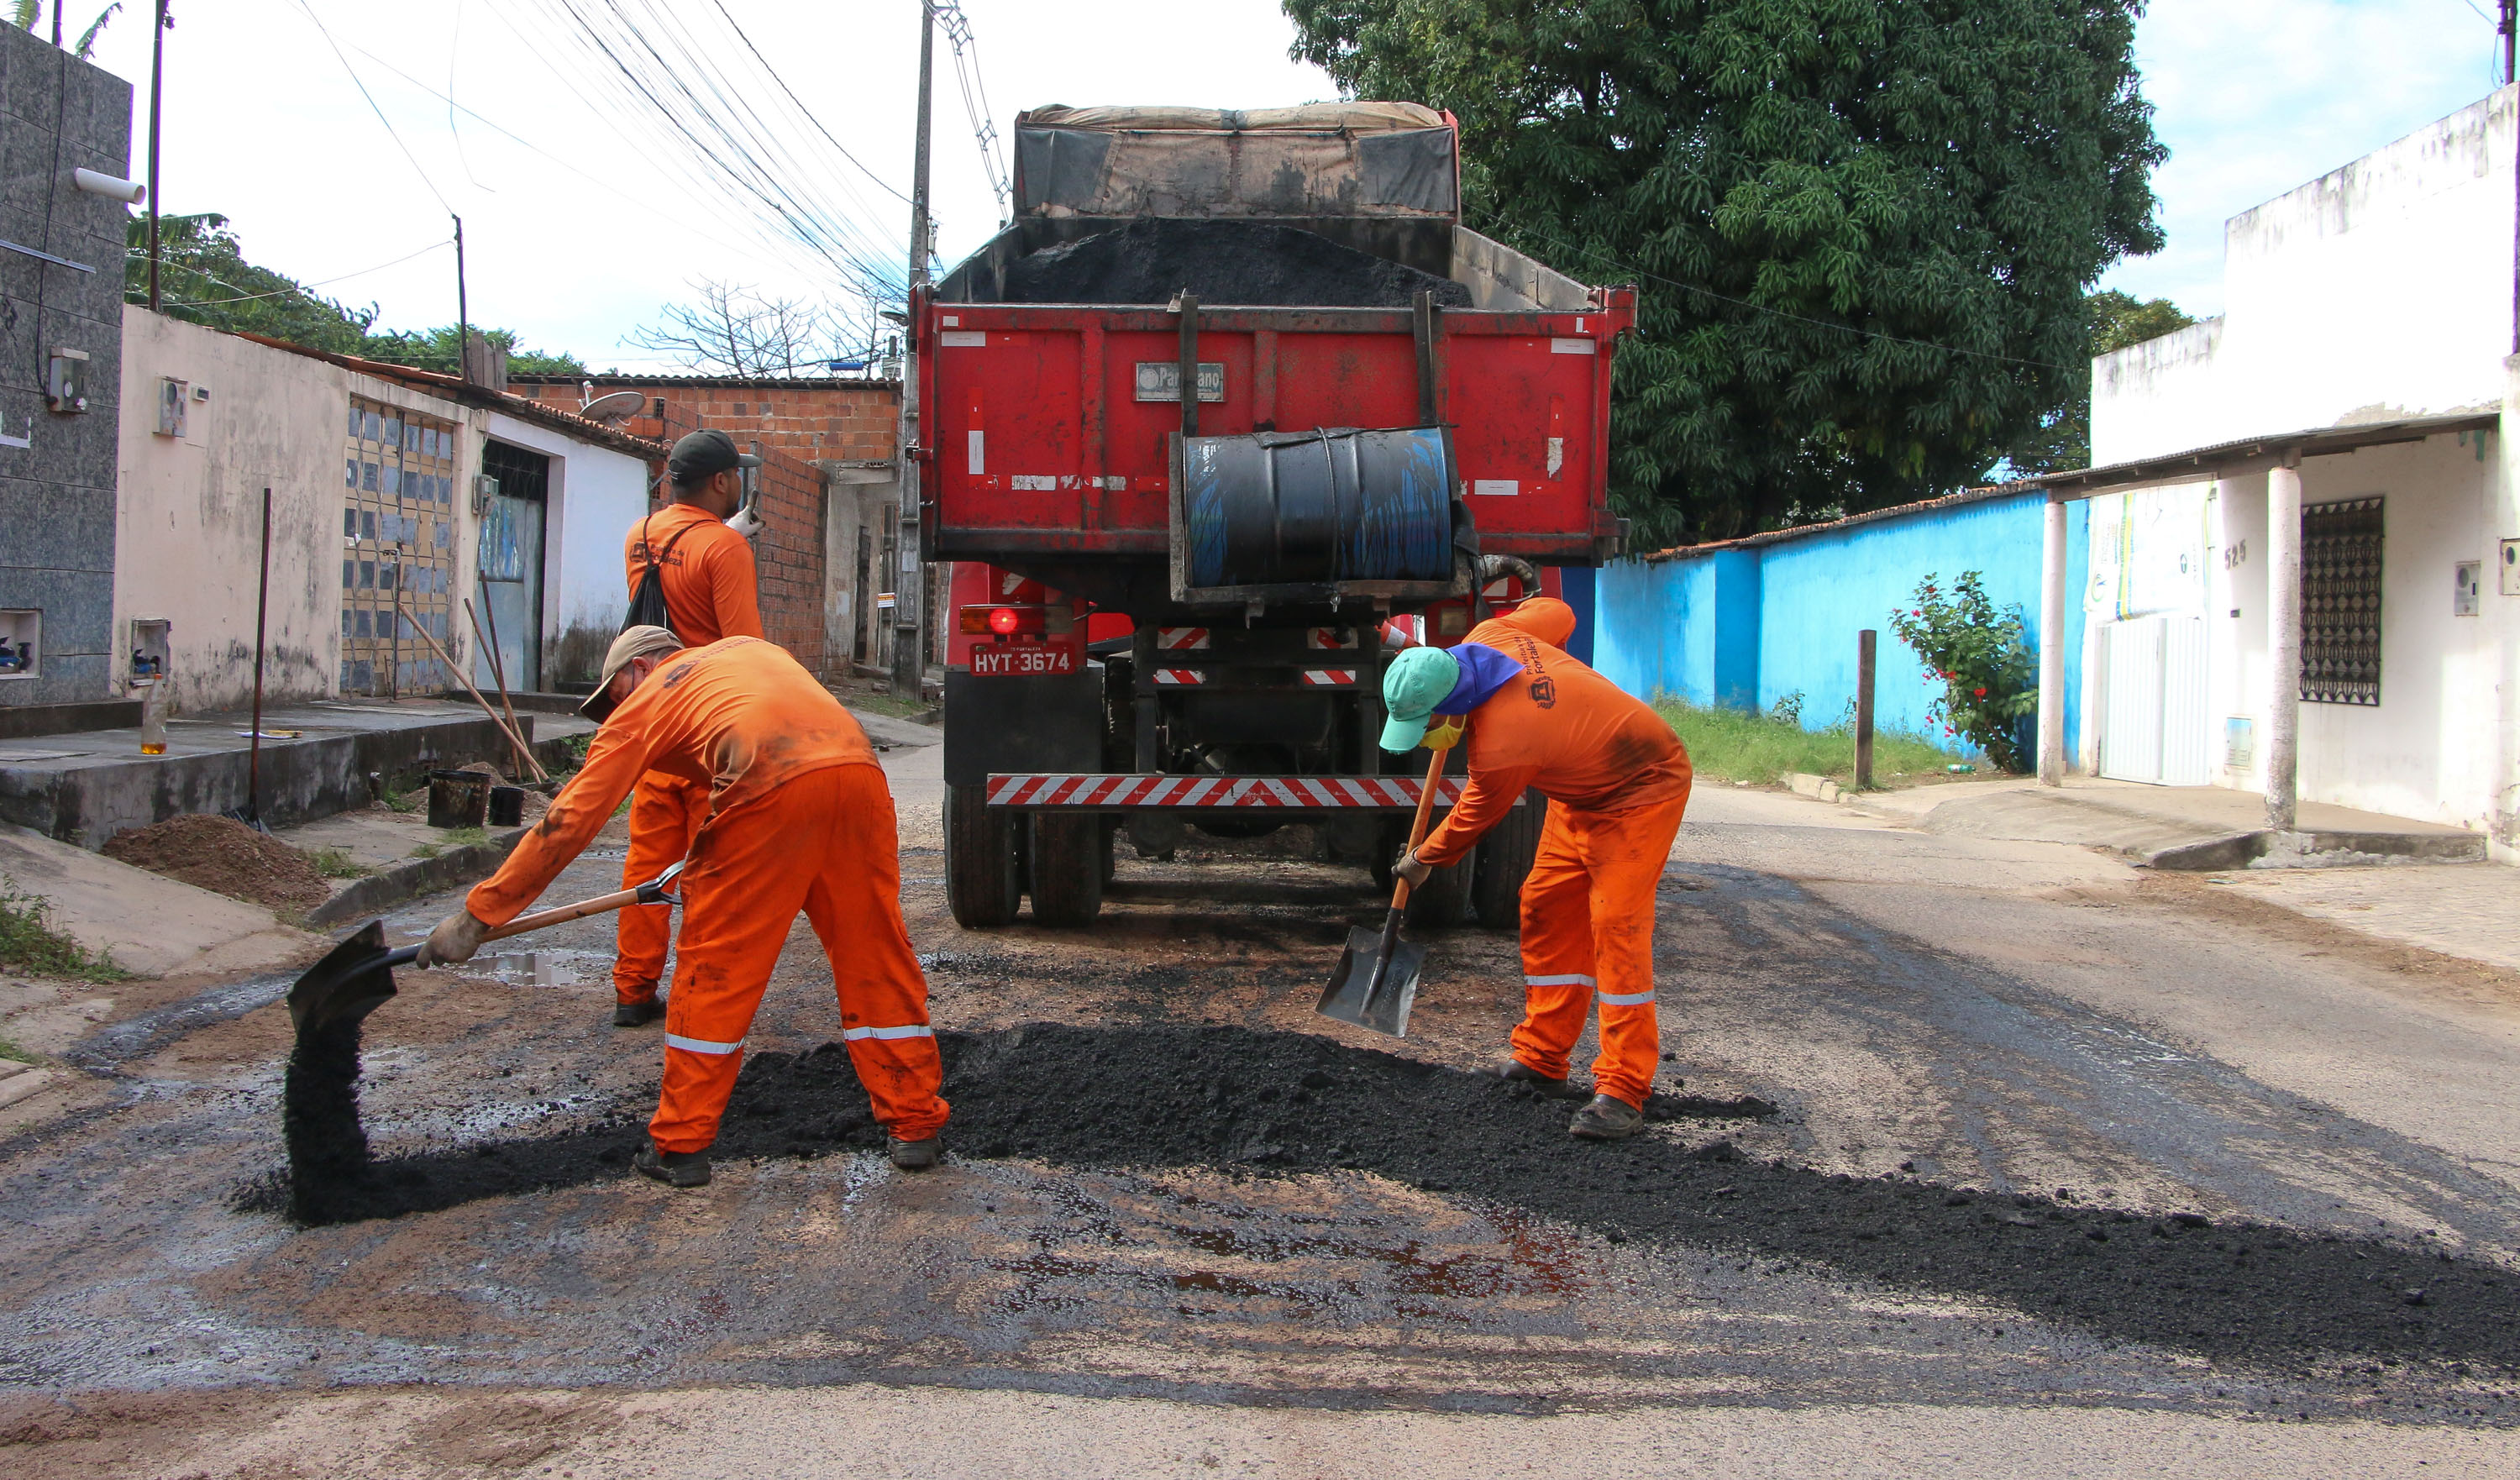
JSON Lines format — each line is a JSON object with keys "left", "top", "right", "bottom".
{"left": 608, "top": 429, "right": 768, "bottom": 1029}
{"left": 1381, "top": 597, "right": 1693, "bottom": 1140}
{"left": 417, "top": 627, "right": 949, "bottom": 1183}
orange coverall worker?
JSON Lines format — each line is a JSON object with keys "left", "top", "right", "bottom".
{"left": 468, "top": 637, "right": 948, "bottom": 1151}
{"left": 613, "top": 506, "right": 766, "bottom": 1008}
{"left": 1411, "top": 598, "right": 1693, "bottom": 1110}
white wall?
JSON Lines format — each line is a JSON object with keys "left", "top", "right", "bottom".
{"left": 480, "top": 410, "right": 650, "bottom": 690}
{"left": 113, "top": 311, "right": 476, "bottom": 714}
{"left": 2093, "top": 87, "right": 2517, "bottom": 466}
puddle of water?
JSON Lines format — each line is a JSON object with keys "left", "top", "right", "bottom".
{"left": 483, "top": 953, "right": 581, "bottom": 988}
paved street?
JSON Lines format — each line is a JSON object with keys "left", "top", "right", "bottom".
{"left": 3, "top": 748, "right": 2517, "bottom": 1476}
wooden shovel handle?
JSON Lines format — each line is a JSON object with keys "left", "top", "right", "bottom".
{"left": 483, "top": 887, "right": 640, "bottom": 943}
{"left": 1389, "top": 743, "right": 1449, "bottom": 910}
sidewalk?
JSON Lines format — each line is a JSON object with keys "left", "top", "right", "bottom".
{"left": 0, "top": 698, "right": 591, "bottom": 849}
{"left": 1853, "top": 775, "right": 2481, "bottom": 869}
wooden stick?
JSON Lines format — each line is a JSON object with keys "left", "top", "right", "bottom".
{"left": 396, "top": 596, "right": 547, "bottom": 780}
{"left": 1390, "top": 742, "right": 1448, "bottom": 909}
{"left": 465, "top": 596, "right": 530, "bottom": 774}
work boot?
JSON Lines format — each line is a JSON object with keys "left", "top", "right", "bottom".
{"left": 1569, "top": 1094, "right": 1646, "bottom": 1141}
{"left": 612, "top": 995, "right": 665, "bottom": 1027}
{"left": 633, "top": 1141, "right": 711, "bottom": 1188}
{"left": 888, "top": 1135, "right": 942, "bottom": 1171}
{"left": 1483, "top": 1058, "right": 1588, "bottom": 1100}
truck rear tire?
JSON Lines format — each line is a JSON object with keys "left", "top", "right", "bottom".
{"left": 945, "top": 785, "right": 1021, "bottom": 928}
{"left": 1404, "top": 844, "right": 1473, "bottom": 929}
{"left": 1472, "top": 791, "right": 1547, "bottom": 930}
{"left": 1029, "top": 813, "right": 1105, "bottom": 927}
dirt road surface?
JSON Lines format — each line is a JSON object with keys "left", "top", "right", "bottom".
{"left": 3, "top": 745, "right": 2517, "bottom": 1477}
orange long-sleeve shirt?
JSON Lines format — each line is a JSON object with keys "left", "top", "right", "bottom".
{"left": 1413, "top": 598, "right": 1692, "bottom": 868}
{"left": 625, "top": 504, "right": 765, "bottom": 646}
{"left": 467, "top": 638, "right": 875, "bottom": 925}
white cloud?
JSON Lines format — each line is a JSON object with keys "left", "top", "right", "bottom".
{"left": 2103, "top": 0, "right": 2506, "bottom": 315}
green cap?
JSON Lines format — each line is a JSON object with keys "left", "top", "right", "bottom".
{"left": 1378, "top": 645, "right": 1461, "bottom": 752}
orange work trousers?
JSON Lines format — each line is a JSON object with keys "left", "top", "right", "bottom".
{"left": 1509, "top": 794, "right": 1689, "bottom": 1110}
{"left": 614, "top": 770, "right": 711, "bottom": 1006}
{"left": 650, "top": 763, "right": 948, "bottom": 1152}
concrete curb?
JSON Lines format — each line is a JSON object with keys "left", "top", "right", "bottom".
{"left": 2147, "top": 828, "right": 2488, "bottom": 872}
{"left": 306, "top": 826, "right": 529, "bottom": 926}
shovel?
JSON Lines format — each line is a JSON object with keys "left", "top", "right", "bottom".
{"left": 1318, "top": 745, "right": 1448, "bottom": 1038}
{"left": 288, "top": 862, "right": 688, "bottom": 1035}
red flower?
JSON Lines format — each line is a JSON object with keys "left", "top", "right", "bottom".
{"left": 1972, "top": 687, "right": 1987, "bottom": 698}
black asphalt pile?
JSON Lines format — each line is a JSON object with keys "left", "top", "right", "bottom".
{"left": 276, "top": 1018, "right": 377, "bottom": 1226}
{"left": 1001, "top": 220, "right": 1473, "bottom": 308}
{"left": 247, "top": 1022, "right": 2520, "bottom": 1372}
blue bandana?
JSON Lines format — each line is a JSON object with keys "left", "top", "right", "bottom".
{"left": 1431, "top": 642, "right": 1523, "bottom": 715}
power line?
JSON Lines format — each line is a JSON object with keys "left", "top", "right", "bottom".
{"left": 132, "top": 236, "right": 455, "bottom": 307}
{"left": 291, "top": 0, "right": 454, "bottom": 216}
{"left": 935, "top": 1, "right": 1011, "bottom": 224}
{"left": 708, "top": 0, "right": 912, "bottom": 206}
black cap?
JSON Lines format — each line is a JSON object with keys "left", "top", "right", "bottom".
{"left": 667, "top": 428, "right": 764, "bottom": 482}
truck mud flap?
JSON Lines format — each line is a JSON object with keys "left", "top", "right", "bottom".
{"left": 944, "top": 669, "right": 1104, "bottom": 789}
{"left": 985, "top": 773, "right": 1520, "bottom": 811}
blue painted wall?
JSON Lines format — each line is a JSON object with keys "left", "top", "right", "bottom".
{"left": 1590, "top": 492, "right": 2087, "bottom": 761}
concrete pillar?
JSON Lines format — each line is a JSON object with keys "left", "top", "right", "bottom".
{"left": 2037, "top": 494, "right": 2068, "bottom": 786}
{"left": 2265, "top": 459, "right": 2304, "bottom": 830}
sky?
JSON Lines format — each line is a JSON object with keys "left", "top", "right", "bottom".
{"left": 54, "top": 0, "right": 2516, "bottom": 368}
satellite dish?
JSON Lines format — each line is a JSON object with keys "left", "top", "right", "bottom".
{"left": 579, "top": 389, "right": 645, "bottom": 422}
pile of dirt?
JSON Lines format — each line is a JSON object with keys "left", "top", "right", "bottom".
{"left": 1002, "top": 220, "right": 1473, "bottom": 308}
{"left": 250, "top": 1021, "right": 2519, "bottom": 1373}
{"left": 101, "top": 815, "right": 330, "bottom": 912}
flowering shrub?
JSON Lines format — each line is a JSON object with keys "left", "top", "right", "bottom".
{"left": 1887, "top": 571, "right": 2037, "bottom": 772}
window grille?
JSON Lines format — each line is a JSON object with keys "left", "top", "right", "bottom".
{"left": 2301, "top": 496, "right": 2382, "bottom": 706}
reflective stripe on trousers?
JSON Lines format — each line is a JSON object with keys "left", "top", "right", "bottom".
{"left": 665, "top": 1032, "right": 745, "bottom": 1055}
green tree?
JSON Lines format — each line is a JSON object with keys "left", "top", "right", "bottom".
{"left": 12, "top": 2, "right": 120, "bottom": 59}
{"left": 1284, "top": 0, "right": 2165, "bottom": 543}
{"left": 2002, "top": 289, "right": 2195, "bottom": 476}
{"left": 127, "top": 213, "right": 585, "bottom": 375}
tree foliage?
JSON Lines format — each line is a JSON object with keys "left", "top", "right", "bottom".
{"left": 2002, "top": 289, "right": 2195, "bottom": 476}
{"left": 126, "top": 213, "right": 585, "bottom": 375}
{"left": 1284, "top": 0, "right": 2165, "bottom": 543}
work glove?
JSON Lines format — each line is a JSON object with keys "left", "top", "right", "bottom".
{"left": 415, "top": 909, "right": 491, "bottom": 968}
{"left": 1394, "top": 850, "right": 1433, "bottom": 889}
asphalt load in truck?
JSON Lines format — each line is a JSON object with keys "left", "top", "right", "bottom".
{"left": 1001, "top": 219, "right": 1474, "bottom": 308}
{"left": 247, "top": 1021, "right": 2518, "bottom": 1375}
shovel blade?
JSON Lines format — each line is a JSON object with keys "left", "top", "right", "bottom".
{"left": 288, "top": 920, "right": 401, "bottom": 1036}
{"left": 1317, "top": 923, "right": 1424, "bottom": 1038}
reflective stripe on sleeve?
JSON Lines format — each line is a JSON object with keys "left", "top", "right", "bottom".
{"left": 1597, "top": 989, "right": 1656, "bottom": 1007}
{"left": 1525, "top": 973, "right": 1597, "bottom": 989}
{"left": 665, "top": 1032, "right": 746, "bottom": 1055}
{"left": 841, "top": 1023, "right": 936, "bottom": 1042}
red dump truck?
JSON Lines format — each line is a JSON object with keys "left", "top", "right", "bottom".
{"left": 920, "top": 102, "right": 1631, "bottom": 929}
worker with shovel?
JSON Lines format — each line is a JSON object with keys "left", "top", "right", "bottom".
{"left": 607, "top": 429, "right": 769, "bottom": 1029}
{"left": 1381, "top": 597, "right": 1692, "bottom": 1141}
{"left": 415, "top": 626, "right": 949, "bottom": 1183}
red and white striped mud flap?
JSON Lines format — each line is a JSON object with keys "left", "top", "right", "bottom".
{"left": 987, "top": 774, "right": 1475, "bottom": 810}
{"left": 1299, "top": 669, "right": 1357, "bottom": 686}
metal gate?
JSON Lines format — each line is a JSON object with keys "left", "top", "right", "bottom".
{"left": 341, "top": 396, "right": 458, "bottom": 696}
{"left": 2098, "top": 615, "right": 2208, "bottom": 786}
{"left": 477, "top": 440, "right": 549, "bottom": 693}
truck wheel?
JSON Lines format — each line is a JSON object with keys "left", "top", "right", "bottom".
{"left": 1404, "top": 844, "right": 1473, "bottom": 929}
{"left": 944, "top": 785, "right": 1021, "bottom": 928}
{"left": 1029, "top": 813, "right": 1105, "bottom": 927}
{"left": 1472, "top": 790, "right": 1546, "bottom": 930}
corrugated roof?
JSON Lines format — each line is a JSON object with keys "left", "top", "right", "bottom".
{"left": 234, "top": 333, "right": 671, "bottom": 459}
{"left": 507, "top": 372, "right": 899, "bottom": 391}
{"left": 1640, "top": 411, "right": 2501, "bottom": 564}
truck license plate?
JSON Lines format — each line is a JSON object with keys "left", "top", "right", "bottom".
{"left": 971, "top": 644, "right": 1074, "bottom": 676}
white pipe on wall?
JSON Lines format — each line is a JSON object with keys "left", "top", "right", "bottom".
{"left": 2264, "top": 459, "right": 2304, "bottom": 830}
{"left": 72, "top": 168, "right": 144, "bottom": 204}
{"left": 2037, "top": 493, "right": 2068, "bottom": 785}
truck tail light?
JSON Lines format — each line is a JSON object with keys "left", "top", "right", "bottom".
{"left": 961, "top": 604, "right": 1047, "bottom": 637}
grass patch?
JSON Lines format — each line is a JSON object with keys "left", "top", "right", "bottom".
{"left": 0, "top": 877, "right": 134, "bottom": 983}
{"left": 839, "top": 687, "right": 936, "bottom": 722}
{"left": 442, "top": 827, "right": 490, "bottom": 848}
{"left": 306, "top": 846, "right": 371, "bottom": 880}
{"left": 0, "top": 1034, "right": 38, "bottom": 1064}
{"left": 410, "top": 843, "right": 442, "bottom": 860}
{"left": 1655, "top": 700, "right": 1966, "bottom": 790}
{"left": 382, "top": 788, "right": 420, "bottom": 815}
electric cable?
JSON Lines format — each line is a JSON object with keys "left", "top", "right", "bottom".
{"left": 291, "top": 0, "right": 455, "bottom": 216}
{"left": 135, "top": 236, "right": 455, "bottom": 307}
{"left": 707, "top": 0, "right": 912, "bottom": 205}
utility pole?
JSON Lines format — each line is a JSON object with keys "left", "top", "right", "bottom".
{"left": 892, "top": 0, "right": 935, "bottom": 701}
{"left": 453, "top": 215, "right": 471, "bottom": 381}
{"left": 2503, "top": 0, "right": 2517, "bottom": 86}
{"left": 145, "top": 0, "right": 168, "bottom": 312}
{"left": 50, "top": 2, "right": 61, "bottom": 47}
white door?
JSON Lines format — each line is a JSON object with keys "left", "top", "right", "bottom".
{"left": 2098, "top": 615, "right": 2208, "bottom": 785}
